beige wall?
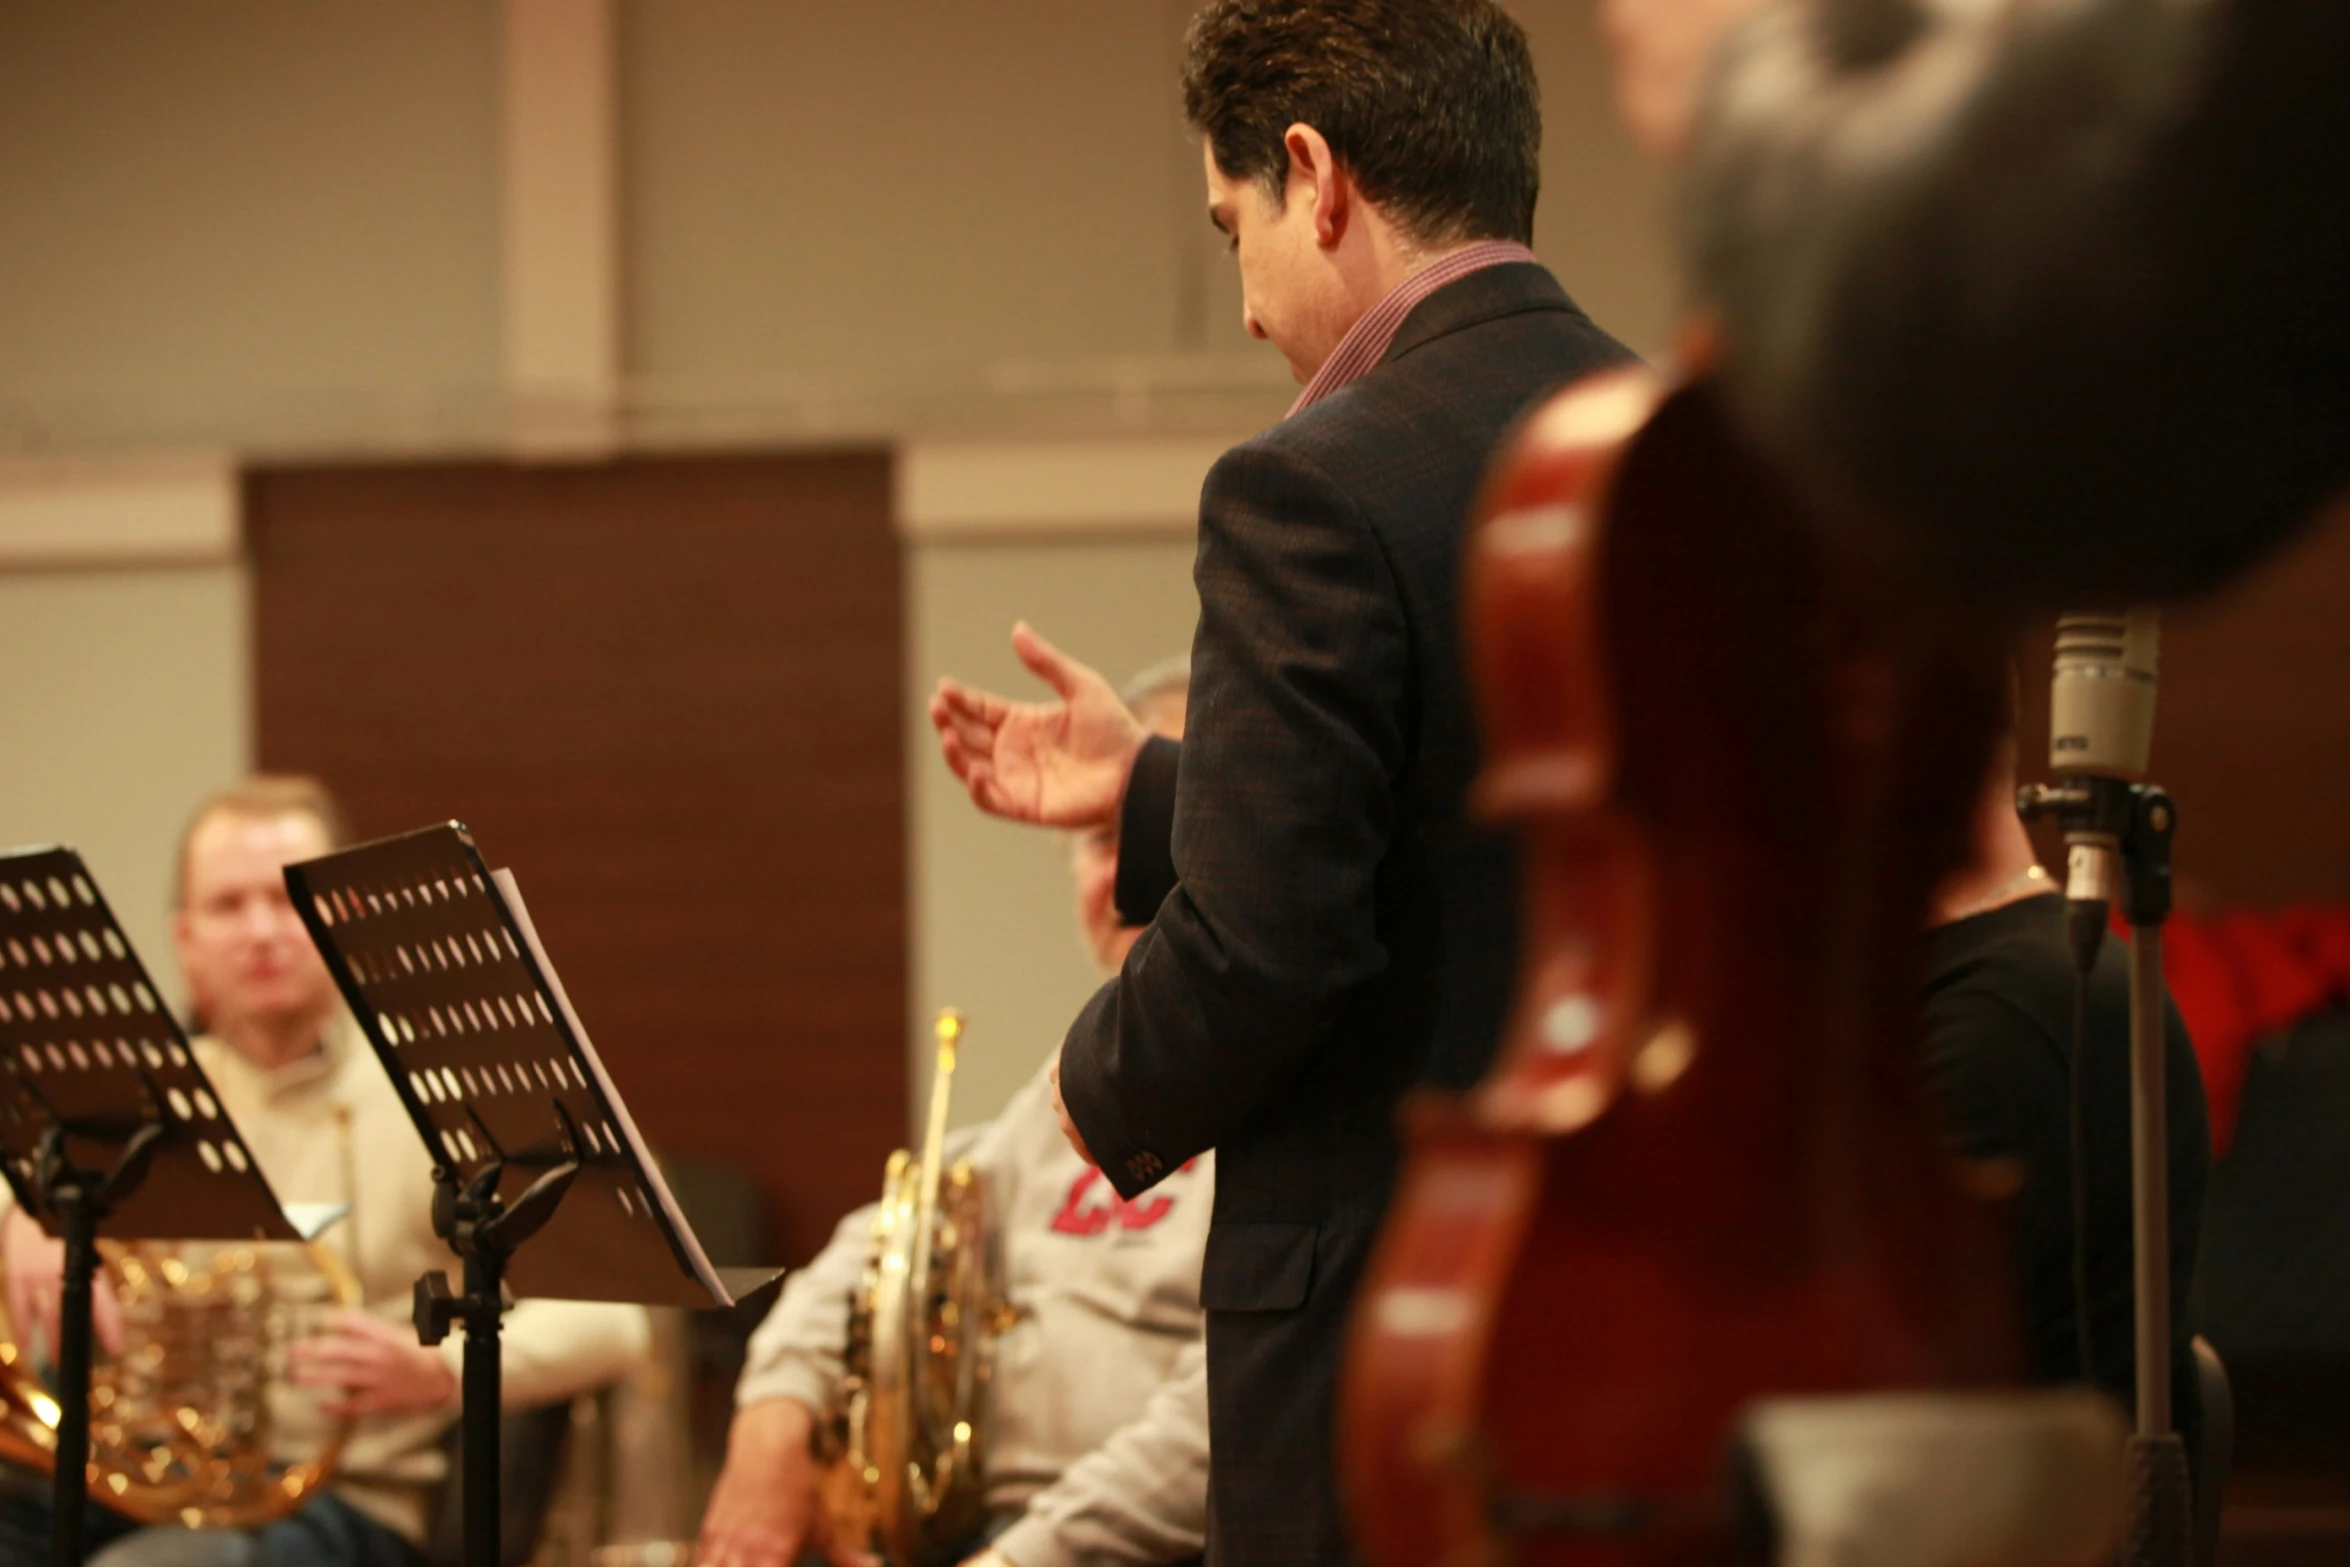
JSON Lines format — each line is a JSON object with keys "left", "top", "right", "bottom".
{"left": 0, "top": 564, "right": 251, "bottom": 1009}
{"left": 0, "top": 0, "right": 1672, "bottom": 454}
{"left": 1518, "top": 2, "right": 1679, "bottom": 348}
{"left": 0, "top": 2, "right": 500, "bottom": 454}
{"left": 623, "top": 1, "right": 1200, "bottom": 402}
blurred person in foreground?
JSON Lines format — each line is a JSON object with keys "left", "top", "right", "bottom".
{"left": 0, "top": 775, "right": 649, "bottom": 1567}
{"left": 1607, "top": 0, "right": 2350, "bottom": 605}
{"left": 701, "top": 662, "right": 1209, "bottom": 1567}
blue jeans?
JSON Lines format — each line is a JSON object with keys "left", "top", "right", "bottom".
{"left": 0, "top": 1470, "right": 417, "bottom": 1567}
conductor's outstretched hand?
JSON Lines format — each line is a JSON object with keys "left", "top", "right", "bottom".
{"left": 929, "top": 622, "right": 1145, "bottom": 830}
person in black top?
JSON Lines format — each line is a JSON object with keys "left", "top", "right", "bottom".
{"left": 1923, "top": 735, "right": 2213, "bottom": 1450}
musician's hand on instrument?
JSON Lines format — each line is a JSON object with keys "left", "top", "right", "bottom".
{"left": 929, "top": 622, "right": 1145, "bottom": 830}
{"left": 1047, "top": 1054, "right": 1097, "bottom": 1169}
{"left": 290, "top": 1308, "right": 458, "bottom": 1416}
{"left": 697, "top": 1399, "right": 836, "bottom": 1567}
{"left": 1, "top": 1204, "right": 124, "bottom": 1359}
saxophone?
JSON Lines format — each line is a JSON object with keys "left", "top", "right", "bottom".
{"left": 823, "top": 1009, "right": 1011, "bottom": 1567}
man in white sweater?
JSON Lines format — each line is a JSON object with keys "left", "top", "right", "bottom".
{"left": 699, "top": 659, "right": 1209, "bottom": 1567}
{"left": 0, "top": 776, "right": 649, "bottom": 1567}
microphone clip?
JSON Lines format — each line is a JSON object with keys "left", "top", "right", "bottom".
{"left": 2016, "top": 780, "right": 2177, "bottom": 973}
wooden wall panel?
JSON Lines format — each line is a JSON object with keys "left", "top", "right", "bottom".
{"left": 2013, "top": 502, "right": 2350, "bottom": 911}
{"left": 248, "top": 453, "right": 902, "bottom": 1266}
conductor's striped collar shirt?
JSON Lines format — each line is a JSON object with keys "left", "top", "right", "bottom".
{"left": 1288, "top": 239, "right": 1541, "bottom": 416}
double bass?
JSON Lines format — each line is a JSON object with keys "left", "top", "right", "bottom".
{"left": 1343, "top": 367, "right": 2023, "bottom": 1564}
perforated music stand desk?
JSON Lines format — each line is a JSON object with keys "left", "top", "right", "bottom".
{"left": 0, "top": 846, "right": 323, "bottom": 1567}
{"left": 284, "top": 823, "right": 780, "bottom": 1567}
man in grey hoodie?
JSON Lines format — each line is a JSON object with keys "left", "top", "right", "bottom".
{"left": 699, "top": 664, "right": 1208, "bottom": 1567}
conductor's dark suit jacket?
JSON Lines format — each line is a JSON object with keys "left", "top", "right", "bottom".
{"left": 1057, "top": 262, "right": 1634, "bottom": 1566}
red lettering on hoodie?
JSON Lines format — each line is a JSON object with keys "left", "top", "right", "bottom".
{"left": 1048, "top": 1167, "right": 1187, "bottom": 1235}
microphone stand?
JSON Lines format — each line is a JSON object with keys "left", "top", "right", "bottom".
{"left": 2118, "top": 785, "right": 2189, "bottom": 1567}
{"left": 2018, "top": 776, "right": 2189, "bottom": 1567}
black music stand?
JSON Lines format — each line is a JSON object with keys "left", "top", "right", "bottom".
{"left": 284, "top": 824, "right": 779, "bottom": 1567}
{"left": 0, "top": 847, "right": 324, "bottom": 1567}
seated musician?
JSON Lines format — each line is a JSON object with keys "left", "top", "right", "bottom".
{"left": 1923, "top": 722, "right": 2212, "bottom": 1448}
{"left": 698, "top": 659, "right": 1208, "bottom": 1567}
{"left": 0, "top": 775, "right": 650, "bottom": 1567}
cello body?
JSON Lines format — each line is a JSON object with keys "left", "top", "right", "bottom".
{"left": 1343, "top": 369, "right": 2021, "bottom": 1565}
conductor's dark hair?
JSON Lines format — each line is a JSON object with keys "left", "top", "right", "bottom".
{"left": 1182, "top": 0, "right": 1542, "bottom": 246}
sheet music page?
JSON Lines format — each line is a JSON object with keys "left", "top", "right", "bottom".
{"left": 281, "top": 1203, "right": 350, "bottom": 1242}
{"left": 490, "top": 868, "right": 740, "bottom": 1306}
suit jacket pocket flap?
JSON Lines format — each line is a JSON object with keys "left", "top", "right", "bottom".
{"left": 1200, "top": 1221, "right": 1317, "bottom": 1312}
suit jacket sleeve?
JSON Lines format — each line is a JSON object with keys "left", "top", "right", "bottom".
{"left": 1112, "top": 736, "right": 1181, "bottom": 926}
{"left": 1060, "top": 440, "right": 1411, "bottom": 1197}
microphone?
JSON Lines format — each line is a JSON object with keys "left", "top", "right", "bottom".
{"left": 2039, "top": 609, "right": 2162, "bottom": 968}
{"left": 2051, "top": 609, "right": 2161, "bottom": 786}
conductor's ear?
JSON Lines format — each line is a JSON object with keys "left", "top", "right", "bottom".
{"left": 1283, "top": 123, "right": 1348, "bottom": 249}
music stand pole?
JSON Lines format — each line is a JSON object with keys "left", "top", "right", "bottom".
{"left": 416, "top": 1237, "right": 508, "bottom": 1567}
{"left": 27, "top": 1117, "right": 166, "bottom": 1567}
{"left": 416, "top": 1236, "right": 507, "bottom": 1567}
{"left": 460, "top": 1246, "right": 502, "bottom": 1567}
{"left": 414, "top": 1126, "right": 579, "bottom": 1567}
{"left": 50, "top": 1180, "right": 97, "bottom": 1567}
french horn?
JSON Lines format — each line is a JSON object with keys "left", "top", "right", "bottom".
{"left": 823, "top": 1009, "right": 1011, "bottom": 1567}
{"left": 0, "top": 1236, "right": 362, "bottom": 1527}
